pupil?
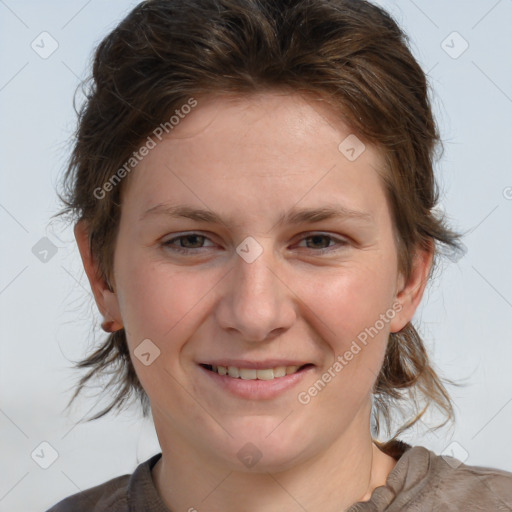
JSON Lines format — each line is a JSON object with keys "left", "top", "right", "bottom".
{"left": 183, "top": 235, "right": 203, "bottom": 248}
{"left": 310, "top": 235, "right": 327, "bottom": 248}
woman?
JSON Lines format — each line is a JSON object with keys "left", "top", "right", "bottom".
{"left": 47, "top": 0, "right": 512, "bottom": 510}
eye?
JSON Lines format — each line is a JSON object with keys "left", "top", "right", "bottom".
{"left": 162, "top": 233, "right": 216, "bottom": 254}
{"left": 295, "top": 233, "right": 349, "bottom": 253}
{"left": 161, "top": 232, "right": 349, "bottom": 256}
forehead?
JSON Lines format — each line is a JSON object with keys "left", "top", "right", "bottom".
{"left": 121, "top": 91, "right": 389, "bottom": 224}
{"left": 154, "top": 90, "right": 365, "bottom": 156}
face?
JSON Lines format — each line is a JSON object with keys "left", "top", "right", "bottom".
{"left": 80, "top": 91, "right": 428, "bottom": 472}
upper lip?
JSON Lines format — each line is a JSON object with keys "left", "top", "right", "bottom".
{"left": 199, "top": 360, "right": 313, "bottom": 369}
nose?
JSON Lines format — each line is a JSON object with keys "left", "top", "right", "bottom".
{"left": 214, "top": 238, "right": 296, "bottom": 343}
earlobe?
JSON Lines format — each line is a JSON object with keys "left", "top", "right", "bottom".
{"left": 74, "top": 221, "right": 124, "bottom": 332}
{"left": 101, "top": 287, "right": 124, "bottom": 332}
{"left": 389, "top": 243, "right": 434, "bottom": 333}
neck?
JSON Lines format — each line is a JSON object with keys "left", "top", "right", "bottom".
{"left": 151, "top": 410, "right": 397, "bottom": 512}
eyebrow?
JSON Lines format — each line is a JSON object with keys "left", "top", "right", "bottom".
{"left": 140, "top": 203, "right": 373, "bottom": 228}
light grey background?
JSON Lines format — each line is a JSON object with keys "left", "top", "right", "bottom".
{"left": 1, "top": 1, "right": 511, "bottom": 511}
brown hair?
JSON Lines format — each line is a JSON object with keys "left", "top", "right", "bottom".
{"left": 58, "top": 0, "right": 463, "bottom": 442}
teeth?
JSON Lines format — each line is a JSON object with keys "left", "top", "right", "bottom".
{"left": 286, "top": 366, "right": 299, "bottom": 375}
{"left": 210, "top": 364, "right": 303, "bottom": 380}
{"left": 240, "top": 369, "right": 257, "bottom": 380}
{"left": 274, "top": 366, "right": 287, "bottom": 377}
{"left": 227, "top": 366, "right": 239, "bottom": 378}
{"left": 255, "top": 368, "right": 274, "bottom": 380}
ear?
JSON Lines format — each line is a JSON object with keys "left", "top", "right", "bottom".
{"left": 389, "top": 241, "right": 434, "bottom": 333}
{"left": 74, "top": 220, "right": 123, "bottom": 330}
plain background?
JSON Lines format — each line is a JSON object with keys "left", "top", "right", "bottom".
{"left": 0, "top": 1, "right": 511, "bottom": 511}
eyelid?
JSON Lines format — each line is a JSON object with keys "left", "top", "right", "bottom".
{"left": 294, "top": 231, "right": 349, "bottom": 243}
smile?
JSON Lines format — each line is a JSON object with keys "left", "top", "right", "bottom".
{"left": 198, "top": 363, "right": 315, "bottom": 400}
{"left": 200, "top": 363, "right": 313, "bottom": 380}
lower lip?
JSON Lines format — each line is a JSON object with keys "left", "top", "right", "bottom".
{"left": 198, "top": 365, "right": 314, "bottom": 400}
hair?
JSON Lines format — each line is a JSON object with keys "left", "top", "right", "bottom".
{"left": 58, "top": 0, "right": 464, "bottom": 444}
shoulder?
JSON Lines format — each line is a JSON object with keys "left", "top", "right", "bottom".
{"left": 45, "top": 474, "right": 130, "bottom": 512}
{"left": 354, "top": 441, "right": 512, "bottom": 511}
{"left": 426, "top": 448, "right": 512, "bottom": 509}
{"left": 44, "top": 453, "right": 163, "bottom": 512}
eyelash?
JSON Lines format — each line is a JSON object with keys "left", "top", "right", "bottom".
{"left": 162, "top": 232, "right": 349, "bottom": 255}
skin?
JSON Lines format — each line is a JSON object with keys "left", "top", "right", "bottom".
{"left": 76, "top": 91, "right": 433, "bottom": 512}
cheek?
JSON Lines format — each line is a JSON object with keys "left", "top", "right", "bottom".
{"left": 311, "top": 261, "right": 397, "bottom": 341}
{"left": 114, "top": 256, "right": 218, "bottom": 402}
{"left": 114, "top": 251, "right": 212, "bottom": 347}
{"left": 301, "top": 259, "right": 397, "bottom": 395}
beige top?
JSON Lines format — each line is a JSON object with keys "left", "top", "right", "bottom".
{"left": 46, "top": 441, "right": 512, "bottom": 511}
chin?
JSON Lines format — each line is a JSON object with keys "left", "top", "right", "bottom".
{"left": 213, "top": 426, "right": 310, "bottom": 473}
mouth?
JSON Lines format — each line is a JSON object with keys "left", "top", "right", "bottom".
{"left": 199, "top": 363, "right": 314, "bottom": 380}
{"left": 198, "top": 362, "right": 315, "bottom": 400}
{"left": 196, "top": 357, "right": 317, "bottom": 400}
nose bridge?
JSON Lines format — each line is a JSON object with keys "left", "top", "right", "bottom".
{"left": 216, "top": 236, "right": 295, "bottom": 342}
{"left": 237, "top": 240, "right": 278, "bottom": 304}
